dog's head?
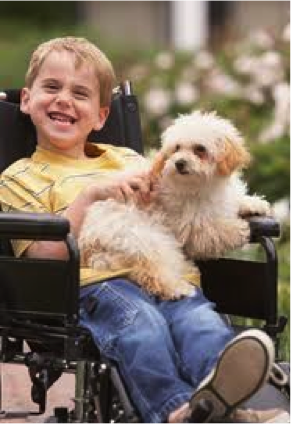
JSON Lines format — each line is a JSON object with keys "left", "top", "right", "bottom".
{"left": 152, "top": 111, "right": 251, "bottom": 184}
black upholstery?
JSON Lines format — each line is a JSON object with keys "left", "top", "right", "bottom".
{"left": 0, "top": 100, "right": 36, "bottom": 172}
{"left": 0, "top": 83, "right": 288, "bottom": 421}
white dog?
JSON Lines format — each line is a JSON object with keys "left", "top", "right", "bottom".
{"left": 79, "top": 195, "right": 200, "bottom": 300}
{"left": 151, "top": 110, "right": 271, "bottom": 259}
{"left": 79, "top": 110, "right": 270, "bottom": 299}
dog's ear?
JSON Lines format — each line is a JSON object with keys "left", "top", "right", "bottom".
{"left": 150, "top": 151, "right": 167, "bottom": 180}
{"left": 217, "top": 138, "right": 251, "bottom": 176}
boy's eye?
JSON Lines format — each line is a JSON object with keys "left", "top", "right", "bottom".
{"left": 44, "top": 84, "right": 58, "bottom": 91}
{"left": 74, "top": 91, "right": 89, "bottom": 100}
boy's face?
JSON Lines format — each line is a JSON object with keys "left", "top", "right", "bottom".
{"left": 21, "top": 50, "right": 109, "bottom": 158}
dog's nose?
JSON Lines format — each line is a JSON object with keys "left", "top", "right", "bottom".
{"left": 175, "top": 159, "right": 187, "bottom": 174}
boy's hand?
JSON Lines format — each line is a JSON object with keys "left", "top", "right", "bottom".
{"left": 61, "top": 170, "right": 155, "bottom": 243}
{"left": 87, "top": 170, "right": 153, "bottom": 206}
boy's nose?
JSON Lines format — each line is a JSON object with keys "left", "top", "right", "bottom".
{"left": 55, "top": 91, "right": 72, "bottom": 105}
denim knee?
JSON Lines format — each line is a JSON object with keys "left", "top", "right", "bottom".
{"left": 79, "top": 281, "right": 141, "bottom": 354}
{"left": 158, "top": 288, "right": 235, "bottom": 386}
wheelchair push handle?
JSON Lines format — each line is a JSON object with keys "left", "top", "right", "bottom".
{"left": 248, "top": 216, "right": 280, "bottom": 242}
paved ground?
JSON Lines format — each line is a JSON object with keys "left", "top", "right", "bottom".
{"left": 0, "top": 364, "right": 74, "bottom": 423}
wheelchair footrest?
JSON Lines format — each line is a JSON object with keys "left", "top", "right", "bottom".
{"left": 25, "top": 352, "right": 64, "bottom": 415}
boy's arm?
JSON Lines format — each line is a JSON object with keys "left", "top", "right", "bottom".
{"left": 25, "top": 170, "right": 153, "bottom": 260}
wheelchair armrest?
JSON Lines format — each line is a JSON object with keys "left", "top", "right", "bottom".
{"left": 248, "top": 216, "right": 280, "bottom": 242}
{"left": 0, "top": 212, "right": 80, "bottom": 325}
{"left": 0, "top": 211, "right": 70, "bottom": 240}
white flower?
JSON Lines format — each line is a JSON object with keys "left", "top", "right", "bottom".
{"left": 206, "top": 69, "right": 242, "bottom": 96}
{"left": 243, "top": 84, "right": 265, "bottom": 105}
{"left": 235, "top": 51, "right": 284, "bottom": 88}
{"left": 259, "top": 121, "right": 286, "bottom": 143}
{"left": 259, "top": 82, "right": 290, "bottom": 142}
{"left": 154, "top": 52, "right": 175, "bottom": 70}
{"left": 273, "top": 82, "right": 290, "bottom": 122}
{"left": 194, "top": 51, "right": 215, "bottom": 71}
{"left": 250, "top": 30, "right": 274, "bottom": 50}
{"left": 143, "top": 87, "right": 172, "bottom": 117}
{"left": 254, "top": 52, "right": 284, "bottom": 87}
{"left": 282, "top": 23, "right": 290, "bottom": 43}
{"left": 234, "top": 50, "right": 284, "bottom": 88}
{"left": 272, "top": 198, "right": 290, "bottom": 223}
{"left": 175, "top": 82, "right": 199, "bottom": 106}
{"left": 234, "top": 55, "right": 256, "bottom": 75}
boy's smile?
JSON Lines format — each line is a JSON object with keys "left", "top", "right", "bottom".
{"left": 21, "top": 50, "right": 109, "bottom": 159}
{"left": 48, "top": 111, "right": 76, "bottom": 126}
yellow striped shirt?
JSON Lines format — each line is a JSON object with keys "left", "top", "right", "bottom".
{"left": 0, "top": 142, "right": 149, "bottom": 286}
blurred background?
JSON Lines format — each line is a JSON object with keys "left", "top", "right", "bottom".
{"left": 0, "top": 1, "right": 289, "bottom": 359}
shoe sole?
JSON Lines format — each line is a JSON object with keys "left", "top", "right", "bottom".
{"left": 190, "top": 330, "right": 275, "bottom": 420}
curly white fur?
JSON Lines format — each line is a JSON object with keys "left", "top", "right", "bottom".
{"left": 79, "top": 199, "right": 199, "bottom": 299}
{"left": 79, "top": 110, "right": 271, "bottom": 299}
{"left": 151, "top": 110, "right": 271, "bottom": 259}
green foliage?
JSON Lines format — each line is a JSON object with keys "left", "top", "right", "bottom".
{"left": 0, "top": 2, "right": 77, "bottom": 27}
{"left": 0, "top": 22, "right": 77, "bottom": 87}
{"left": 247, "top": 136, "right": 290, "bottom": 202}
{"left": 0, "top": 21, "right": 136, "bottom": 87}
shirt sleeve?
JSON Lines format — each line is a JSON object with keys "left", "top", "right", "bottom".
{"left": 0, "top": 167, "right": 51, "bottom": 257}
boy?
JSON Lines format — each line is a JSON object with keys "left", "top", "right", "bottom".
{"left": 0, "top": 37, "right": 287, "bottom": 423}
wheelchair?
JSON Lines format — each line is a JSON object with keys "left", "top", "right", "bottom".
{"left": 0, "top": 82, "right": 289, "bottom": 422}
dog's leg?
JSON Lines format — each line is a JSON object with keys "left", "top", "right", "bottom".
{"left": 238, "top": 195, "right": 271, "bottom": 218}
{"left": 184, "top": 218, "right": 250, "bottom": 259}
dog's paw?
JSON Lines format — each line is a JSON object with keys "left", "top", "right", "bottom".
{"left": 237, "top": 219, "right": 251, "bottom": 244}
{"left": 217, "top": 219, "right": 250, "bottom": 251}
{"left": 239, "top": 196, "right": 272, "bottom": 218}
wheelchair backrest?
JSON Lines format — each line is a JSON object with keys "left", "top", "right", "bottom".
{"left": 0, "top": 82, "right": 143, "bottom": 327}
{"left": 0, "top": 81, "right": 143, "bottom": 174}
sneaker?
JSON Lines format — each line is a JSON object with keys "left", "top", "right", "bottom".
{"left": 189, "top": 329, "right": 275, "bottom": 422}
{"left": 229, "top": 408, "right": 290, "bottom": 423}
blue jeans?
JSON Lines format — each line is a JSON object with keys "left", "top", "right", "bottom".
{"left": 79, "top": 279, "right": 234, "bottom": 423}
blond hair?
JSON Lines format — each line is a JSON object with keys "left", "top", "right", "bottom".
{"left": 25, "top": 36, "right": 116, "bottom": 107}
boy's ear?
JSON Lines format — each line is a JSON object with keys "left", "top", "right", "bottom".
{"left": 20, "top": 88, "right": 31, "bottom": 115}
{"left": 94, "top": 107, "right": 110, "bottom": 131}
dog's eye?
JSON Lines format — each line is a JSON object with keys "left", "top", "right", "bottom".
{"left": 193, "top": 144, "right": 207, "bottom": 157}
{"left": 175, "top": 144, "right": 180, "bottom": 152}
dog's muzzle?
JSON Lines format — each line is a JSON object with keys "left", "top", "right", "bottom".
{"left": 175, "top": 159, "right": 189, "bottom": 175}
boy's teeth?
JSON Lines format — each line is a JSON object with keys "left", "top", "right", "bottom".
{"left": 50, "top": 113, "right": 74, "bottom": 123}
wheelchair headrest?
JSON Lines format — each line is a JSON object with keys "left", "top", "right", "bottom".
{"left": 0, "top": 83, "right": 143, "bottom": 173}
{"left": 2, "top": 89, "right": 21, "bottom": 104}
{"left": 0, "top": 100, "right": 36, "bottom": 173}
